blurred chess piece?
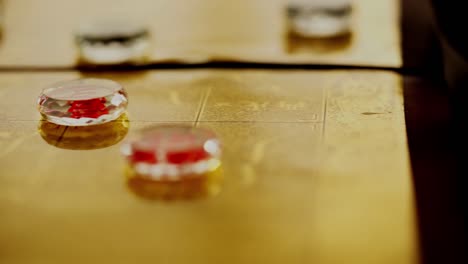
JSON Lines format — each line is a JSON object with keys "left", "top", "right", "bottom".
{"left": 287, "top": 0, "right": 353, "bottom": 39}
{"left": 75, "top": 20, "right": 151, "bottom": 65}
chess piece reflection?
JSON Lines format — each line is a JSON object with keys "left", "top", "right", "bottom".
{"left": 126, "top": 166, "right": 223, "bottom": 201}
{"left": 38, "top": 113, "right": 129, "bottom": 150}
{"left": 287, "top": 33, "right": 352, "bottom": 54}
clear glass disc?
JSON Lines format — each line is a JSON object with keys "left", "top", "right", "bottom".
{"left": 37, "top": 78, "right": 128, "bottom": 126}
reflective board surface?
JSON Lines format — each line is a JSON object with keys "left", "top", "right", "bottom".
{"left": 0, "top": 69, "right": 417, "bottom": 263}
{"left": 0, "top": 0, "right": 400, "bottom": 68}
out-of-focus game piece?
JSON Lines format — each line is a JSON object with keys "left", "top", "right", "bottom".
{"left": 121, "top": 125, "right": 222, "bottom": 181}
{"left": 76, "top": 20, "right": 150, "bottom": 65}
{"left": 287, "top": 0, "right": 353, "bottom": 38}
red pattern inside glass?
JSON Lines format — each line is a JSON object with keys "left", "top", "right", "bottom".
{"left": 129, "top": 127, "right": 216, "bottom": 165}
{"left": 67, "top": 98, "right": 109, "bottom": 118}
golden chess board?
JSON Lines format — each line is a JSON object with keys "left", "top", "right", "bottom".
{"left": 0, "top": 70, "right": 418, "bottom": 263}
{"left": 0, "top": 0, "right": 423, "bottom": 262}
{"left": 0, "top": 0, "right": 400, "bottom": 68}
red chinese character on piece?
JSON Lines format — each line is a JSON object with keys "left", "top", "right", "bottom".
{"left": 132, "top": 150, "right": 158, "bottom": 164}
{"left": 166, "top": 148, "right": 209, "bottom": 164}
{"left": 165, "top": 131, "right": 208, "bottom": 164}
{"left": 68, "top": 97, "right": 109, "bottom": 118}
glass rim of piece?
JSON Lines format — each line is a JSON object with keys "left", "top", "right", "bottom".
{"left": 41, "top": 78, "right": 123, "bottom": 101}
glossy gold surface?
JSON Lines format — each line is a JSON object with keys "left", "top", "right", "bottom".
{"left": 0, "top": 0, "right": 400, "bottom": 67}
{"left": 0, "top": 70, "right": 418, "bottom": 263}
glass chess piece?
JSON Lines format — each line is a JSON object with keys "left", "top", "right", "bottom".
{"left": 37, "top": 78, "right": 128, "bottom": 126}
{"left": 121, "top": 125, "right": 222, "bottom": 181}
{"left": 75, "top": 20, "right": 150, "bottom": 65}
{"left": 287, "top": 0, "right": 353, "bottom": 38}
